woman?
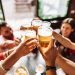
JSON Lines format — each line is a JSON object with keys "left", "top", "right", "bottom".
{"left": 56, "top": 18, "right": 75, "bottom": 61}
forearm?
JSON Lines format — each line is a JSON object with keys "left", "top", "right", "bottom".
{"left": 46, "top": 59, "right": 56, "bottom": 75}
{"left": 46, "top": 70, "right": 56, "bottom": 75}
{"left": 56, "top": 54, "right": 75, "bottom": 75}
{"left": 1, "top": 44, "right": 23, "bottom": 70}
{"left": 3, "top": 47, "right": 16, "bottom": 59}
{"left": 46, "top": 64, "right": 56, "bottom": 75}
{"left": 0, "top": 68, "right": 5, "bottom": 75}
{"left": 52, "top": 31, "right": 75, "bottom": 49}
{"left": 0, "top": 51, "right": 18, "bottom": 75}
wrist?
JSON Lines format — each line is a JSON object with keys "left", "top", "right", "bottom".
{"left": 0, "top": 61, "right": 7, "bottom": 73}
{"left": 46, "top": 61, "right": 55, "bottom": 66}
{"left": 46, "top": 65, "right": 56, "bottom": 71}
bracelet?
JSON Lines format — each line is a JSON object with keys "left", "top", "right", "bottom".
{"left": 5, "top": 51, "right": 9, "bottom": 57}
{"left": 46, "top": 65, "right": 56, "bottom": 71}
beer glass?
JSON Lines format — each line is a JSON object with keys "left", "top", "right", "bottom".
{"left": 38, "top": 26, "right": 53, "bottom": 48}
{"left": 31, "top": 19, "right": 42, "bottom": 31}
{"left": 20, "top": 23, "right": 32, "bottom": 30}
{"left": 42, "top": 21, "right": 51, "bottom": 27}
{"left": 21, "top": 30, "right": 36, "bottom": 41}
{"left": 25, "top": 30, "right": 36, "bottom": 40}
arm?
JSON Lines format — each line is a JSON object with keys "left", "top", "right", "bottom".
{"left": 56, "top": 54, "right": 75, "bottom": 75}
{"left": 45, "top": 47, "right": 57, "bottom": 75}
{"left": 38, "top": 39, "right": 57, "bottom": 75}
{"left": 0, "top": 38, "right": 37, "bottom": 75}
{"left": 0, "top": 47, "right": 18, "bottom": 61}
{"left": 52, "top": 31, "right": 75, "bottom": 50}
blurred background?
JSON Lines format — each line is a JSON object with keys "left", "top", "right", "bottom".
{"left": 0, "top": 0, "right": 75, "bottom": 30}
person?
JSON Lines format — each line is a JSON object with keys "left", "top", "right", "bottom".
{"left": 37, "top": 38, "right": 57, "bottom": 75}
{"left": 0, "top": 21, "right": 20, "bottom": 53}
{"left": 0, "top": 38, "right": 37, "bottom": 75}
{"left": 56, "top": 18, "right": 75, "bottom": 61}
{"left": 56, "top": 53, "right": 75, "bottom": 75}
{"left": 52, "top": 31, "right": 75, "bottom": 50}
{"left": 0, "top": 34, "right": 75, "bottom": 75}
{"left": 37, "top": 35, "right": 75, "bottom": 75}
{"left": 52, "top": 30, "right": 75, "bottom": 75}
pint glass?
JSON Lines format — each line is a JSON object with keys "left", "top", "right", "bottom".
{"left": 21, "top": 30, "right": 36, "bottom": 41}
{"left": 31, "top": 19, "right": 42, "bottom": 31}
{"left": 38, "top": 27, "right": 53, "bottom": 48}
{"left": 42, "top": 21, "right": 51, "bottom": 27}
{"left": 25, "top": 30, "right": 36, "bottom": 40}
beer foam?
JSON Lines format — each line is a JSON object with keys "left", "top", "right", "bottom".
{"left": 38, "top": 29, "right": 52, "bottom": 36}
{"left": 32, "top": 20, "right": 42, "bottom": 26}
{"left": 25, "top": 30, "right": 36, "bottom": 37}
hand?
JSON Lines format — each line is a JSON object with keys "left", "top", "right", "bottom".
{"left": 14, "top": 38, "right": 21, "bottom": 46}
{"left": 17, "top": 38, "right": 37, "bottom": 56}
{"left": 37, "top": 39, "right": 58, "bottom": 66}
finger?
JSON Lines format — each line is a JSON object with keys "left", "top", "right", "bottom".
{"left": 36, "top": 41, "right": 45, "bottom": 57}
{"left": 26, "top": 43, "right": 37, "bottom": 48}
{"left": 46, "top": 39, "right": 54, "bottom": 51}
{"left": 15, "top": 39, "right": 21, "bottom": 43}
{"left": 25, "top": 38, "right": 37, "bottom": 43}
{"left": 28, "top": 45, "right": 37, "bottom": 51}
{"left": 21, "top": 38, "right": 37, "bottom": 46}
{"left": 25, "top": 38, "right": 37, "bottom": 45}
{"left": 26, "top": 40, "right": 37, "bottom": 47}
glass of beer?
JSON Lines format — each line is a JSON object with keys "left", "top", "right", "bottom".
{"left": 31, "top": 19, "right": 42, "bottom": 31}
{"left": 25, "top": 30, "right": 36, "bottom": 40}
{"left": 38, "top": 26, "right": 53, "bottom": 48}
{"left": 42, "top": 21, "right": 51, "bottom": 27}
{"left": 21, "top": 30, "right": 36, "bottom": 41}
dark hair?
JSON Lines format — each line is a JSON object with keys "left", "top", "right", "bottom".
{"left": 0, "top": 21, "right": 7, "bottom": 30}
{"left": 62, "top": 18, "right": 75, "bottom": 41}
{"left": 62, "top": 18, "right": 75, "bottom": 30}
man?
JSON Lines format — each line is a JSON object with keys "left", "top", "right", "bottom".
{"left": 0, "top": 21, "right": 20, "bottom": 52}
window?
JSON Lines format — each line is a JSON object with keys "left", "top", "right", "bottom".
{"left": 38, "top": 0, "right": 70, "bottom": 20}
{"left": 0, "top": 1, "right": 5, "bottom": 21}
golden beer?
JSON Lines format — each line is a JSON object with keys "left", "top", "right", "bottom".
{"left": 38, "top": 27, "right": 52, "bottom": 48}
{"left": 38, "top": 35, "right": 52, "bottom": 47}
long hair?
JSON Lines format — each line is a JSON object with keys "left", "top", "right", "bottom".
{"left": 62, "top": 18, "right": 75, "bottom": 42}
